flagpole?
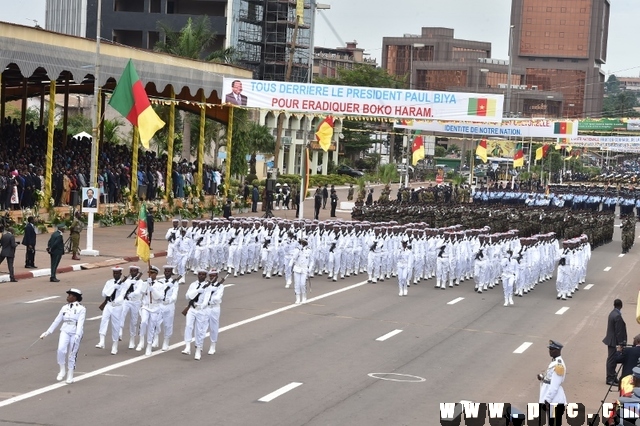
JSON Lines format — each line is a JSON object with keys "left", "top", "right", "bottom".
{"left": 299, "top": 120, "right": 308, "bottom": 220}
{"left": 82, "top": 0, "right": 102, "bottom": 257}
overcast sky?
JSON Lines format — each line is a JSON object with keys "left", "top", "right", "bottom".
{"left": 5, "top": 0, "right": 640, "bottom": 77}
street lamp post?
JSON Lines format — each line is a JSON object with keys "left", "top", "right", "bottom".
{"left": 476, "top": 68, "right": 489, "bottom": 92}
{"left": 506, "top": 24, "right": 515, "bottom": 117}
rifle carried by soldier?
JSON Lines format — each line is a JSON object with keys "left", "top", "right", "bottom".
{"left": 98, "top": 275, "right": 127, "bottom": 311}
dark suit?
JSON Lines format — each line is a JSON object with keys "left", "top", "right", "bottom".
{"left": 603, "top": 308, "right": 627, "bottom": 382}
{"left": 22, "top": 222, "right": 37, "bottom": 267}
{"left": 82, "top": 197, "right": 97, "bottom": 208}
{"left": 0, "top": 231, "right": 17, "bottom": 280}
{"left": 146, "top": 214, "right": 155, "bottom": 246}
{"left": 616, "top": 345, "right": 640, "bottom": 380}
{"left": 47, "top": 230, "right": 65, "bottom": 280}
{"left": 225, "top": 92, "right": 247, "bottom": 106}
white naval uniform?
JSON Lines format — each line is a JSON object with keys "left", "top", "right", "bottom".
{"left": 539, "top": 356, "right": 567, "bottom": 404}
{"left": 205, "top": 282, "right": 225, "bottom": 347}
{"left": 158, "top": 276, "right": 180, "bottom": 347}
{"left": 44, "top": 301, "right": 86, "bottom": 371}
{"left": 98, "top": 277, "right": 125, "bottom": 344}
{"left": 183, "top": 279, "right": 207, "bottom": 348}
{"left": 141, "top": 279, "right": 166, "bottom": 350}
{"left": 290, "top": 245, "right": 312, "bottom": 302}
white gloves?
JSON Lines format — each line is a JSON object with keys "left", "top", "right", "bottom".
{"left": 73, "top": 335, "right": 81, "bottom": 344}
{"left": 40, "top": 331, "right": 49, "bottom": 339}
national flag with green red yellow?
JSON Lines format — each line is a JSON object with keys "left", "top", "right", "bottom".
{"left": 109, "top": 59, "right": 165, "bottom": 149}
{"left": 468, "top": 98, "right": 497, "bottom": 117}
{"left": 476, "top": 139, "right": 488, "bottom": 163}
{"left": 135, "top": 204, "right": 151, "bottom": 262}
{"left": 412, "top": 132, "right": 425, "bottom": 165}
{"left": 535, "top": 145, "right": 550, "bottom": 161}
{"left": 513, "top": 143, "right": 524, "bottom": 168}
{"left": 315, "top": 116, "right": 334, "bottom": 152}
{"left": 554, "top": 121, "right": 573, "bottom": 135}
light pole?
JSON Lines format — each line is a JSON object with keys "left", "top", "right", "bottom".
{"left": 476, "top": 68, "right": 489, "bottom": 92}
{"left": 409, "top": 43, "right": 425, "bottom": 89}
{"left": 506, "top": 24, "right": 515, "bottom": 117}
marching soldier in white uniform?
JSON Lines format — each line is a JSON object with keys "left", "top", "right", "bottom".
{"left": 537, "top": 340, "right": 567, "bottom": 425}
{"left": 40, "top": 288, "right": 86, "bottom": 384}
{"left": 97, "top": 267, "right": 126, "bottom": 354}
{"left": 396, "top": 240, "right": 413, "bottom": 296}
{"left": 182, "top": 269, "right": 209, "bottom": 356}
{"left": 158, "top": 265, "right": 180, "bottom": 351}
{"left": 204, "top": 269, "right": 226, "bottom": 356}
{"left": 142, "top": 266, "right": 165, "bottom": 356}
{"left": 119, "top": 265, "right": 144, "bottom": 349}
{"left": 289, "top": 238, "right": 312, "bottom": 304}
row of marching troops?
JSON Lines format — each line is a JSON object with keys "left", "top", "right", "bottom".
{"left": 163, "top": 217, "right": 591, "bottom": 305}
{"left": 352, "top": 203, "right": 614, "bottom": 249}
{"left": 95, "top": 263, "right": 226, "bottom": 362}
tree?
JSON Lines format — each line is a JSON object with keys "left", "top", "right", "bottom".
{"left": 316, "top": 65, "right": 406, "bottom": 160}
{"left": 154, "top": 16, "right": 237, "bottom": 160}
{"left": 228, "top": 109, "right": 250, "bottom": 178}
{"left": 605, "top": 74, "right": 620, "bottom": 94}
{"left": 244, "top": 122, "right": 275, "bottom": 175}
{"left": 151, "top": 104, "right": 184, "bottom": 155}
{"left": 102, "top": 117, "right": 124, "bottom": 145}
{"left": 59, "top": 114, "right": 91, "bottom": 137}
{"left": 603, "top": 91, "right": 640, "bottom": 118}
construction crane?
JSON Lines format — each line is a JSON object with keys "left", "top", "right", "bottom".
{"left": 318, "top": 9, "right": 346, "bottom": 47}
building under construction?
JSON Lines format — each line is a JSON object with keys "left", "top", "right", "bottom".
{"left": 233, "top": 0, "right": 313, "bottom": 83}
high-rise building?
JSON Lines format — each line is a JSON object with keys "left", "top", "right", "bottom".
{"left": 232, "top": 0, "right": 313, "bottom": 83}
{"left": 45, "top": 0, "right": 228, "bottom": 51}
{"left": 382, "top": 28, "right": 565, "bottom": 119}
{"left": 510, "top": 0, "right": 610, "bottom": 118}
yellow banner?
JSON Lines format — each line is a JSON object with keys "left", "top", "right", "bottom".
{"left": 296, "top": 0, "right": 304, "bottom": 25}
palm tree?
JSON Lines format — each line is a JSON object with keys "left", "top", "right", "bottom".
{"left": 245, "top": 122, "right": 275, "bottom": 175}
{"left": 154, "top": 16, "right": 237, "bottom": 159}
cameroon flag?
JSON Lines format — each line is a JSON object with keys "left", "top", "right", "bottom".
{"left": 109, "top": 59, "right": 165, "bottom": 149}
{"left": 412, "top": 132, "right": 425, "bottom": 165}
{"left": 315, "top": 116, "right": 334, "bottom": 152}
{"left": 513, "top": 143, "right": 524, "bottom": 168}
{"left": 535, "top": 145, "right": 550, "bottom": 161}
{"left": 554, "top": 122, "right": 573, "bottom": 135}
{"left": 476, "top": 139, "right": 488, "bottom": 163}
{"left": 468, "top": 98, "right": 497, "bottom": 117}
{"left": 136, "top": 204, "right": 151, "bottom": 262}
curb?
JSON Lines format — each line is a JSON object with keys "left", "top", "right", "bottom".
{"left": 0, "top": 251, "right": 168, "bottom": 283}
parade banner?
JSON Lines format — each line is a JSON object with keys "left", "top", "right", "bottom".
{"left": 395, "top": 119, "right": 579, "bottom": 138}
{"left": 568, "top": 135, "right": 640, "bottom": 148}
{"left": 222, "top": 78, "right": 504, "bottom": 123}
{"left": 577, "top": 118, "right": 628, "bottom": 132}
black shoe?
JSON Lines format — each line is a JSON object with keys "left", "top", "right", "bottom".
{"left": 606, "top": 379, "right": 619, "bottom": 386}
{"left": 50, "top": 277, "right": 60, "bottom": 282}
{"left": 10, "top": 278, "right": 17, "bottom": 282}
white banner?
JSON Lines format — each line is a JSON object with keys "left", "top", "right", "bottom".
{"left": 569, "top": 135, "right": 640, "bottom": 148}
{"left": 222, "top": 78, "right": 504, "bottom": 123}
{"left": 395, "top": 119, "right": 579, "bottom": 138}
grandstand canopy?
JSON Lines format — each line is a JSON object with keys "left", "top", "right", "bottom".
{"left": 0, "top": 22, "right": 253, "bottom": 123}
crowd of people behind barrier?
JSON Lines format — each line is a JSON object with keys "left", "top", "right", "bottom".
{"left": 0, "top": 119, "right": 223, "bottom": 209}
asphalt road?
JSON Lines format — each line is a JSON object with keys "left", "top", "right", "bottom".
{"left": 0, "top": 219, "right": 638, "bottom": 425}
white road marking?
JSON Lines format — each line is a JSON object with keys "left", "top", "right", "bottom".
{"left": 24, "top": 296, "right": 59, "bottom": 304}
{"left": 258, "top": 382, "right": 303, "bottom": 402}
{"left": 619, "top": 254, "right": 625, "bottom": 258}
{"left": 555, "top": 307, "right": 570, "bottom": 315}
{"left": 367, "top": 373, "right": 426, "bottom": 383}
{"left": 87, "top": 315, "right": 102, "bottom": 321}
{"left": 584, "top": 284, "right": 594, "bottom": 290}
{"left": 604, "top": 267, "right": 612, "bottom": 272}
{"left": 513, "top": 342, "right": 533, "bottom": 354}
{"left": 71, "top": 264, "right": 87, "bottom": 271}
{"left": 376, "top": 329, "right": 403, "bottom": 342}
{"left": 0, "top": 280, "right": 372, "bottom": 408}
{"left": 447, "top": 297, "right": 464, "bottom": 305}
{"left": 224, "top": 284, "right": 235, "bottom": 287}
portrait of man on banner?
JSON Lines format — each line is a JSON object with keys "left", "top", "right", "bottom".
{"left": 81, "top": 187, "right": 99, "bottom": 213}
{"left": 225, "top": 80, "right": 248, "bottom": 106}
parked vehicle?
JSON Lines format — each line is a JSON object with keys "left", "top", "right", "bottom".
{"left": 336, "top": 164, "right": 364, "bottom": 178}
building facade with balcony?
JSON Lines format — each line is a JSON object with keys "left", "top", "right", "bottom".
{"left": 313, "top": 41, "right": 377, "bottom": 80}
